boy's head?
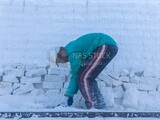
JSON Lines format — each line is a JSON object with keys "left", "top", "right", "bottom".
{"left": 56, "top": 47, "right": 68, "bottom": 65}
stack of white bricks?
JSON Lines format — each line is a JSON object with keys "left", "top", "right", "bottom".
{"left": 0, "top": 0, "right": 160, "bottom": 77}
{"left": 1, "top": 63, "right": 160, "bottom": 110}
{"left": 97, "top": 68, "right": 160, "bottom": 110}
{"left": 0, "top": 63, "right": 70, "bottom": 108}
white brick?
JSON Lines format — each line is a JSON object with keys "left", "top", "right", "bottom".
{"left": 3, "top": 68, "right": 24, "bottom": 77}
{"left": 113, "top": 80, "right": 123, "bottom": 87}
{"left": 138, "top": 83, "right": 156, "bottom": 91}
{"left": 101, "top": 87, "right": 114, "bottom": 107}
{"left": 25, "top": 64, "right": 38, "bottom": 71}
{"left": 15, "top": 69, "right": 24, "bottom": 77}
{"left": 113, "top": 86, "right": 124, "bottom": 99}
{"left": 13, "top": 83, "right": 34, "bottom": 95}
{"left": 120, "top": 69, "right": 130, "bottom": 76}
{"left": 63, "top": 82, "right": 69, "bottom": 89}
{"left": 31, "top": 89, "right": 45, "bottom": 96}
{"left": 48, "top": 67, "right": 69, "bottom": 76}
{"left": 0, "top": 82, "right": 12, "bottom": 95}
{"left": 0, "top": 82, "right": 12, "bottom": 88}
{"left": 60, "top": 88, "right": 67, "bottom": 95}
{"left": 123, "top": 83, "right": 138, "bottom": 90}
{"left": 21, "top": 77, "right": 42, "bottom": 84}
{"left": 43, "top": 82, "right": 63, "bottom": 89}
{"left": 11, "top": 63, "right": 25, "bottom": 70}
{"left": 55, "top": 63, "right": 69, "bottom": 68}
{"left": 130, "top": 76, "right": 140, "bottom": 84}
{"left": 3, "top": 68, "right": 15, "bottom": 75}
{"left": 122, "top": 87, "right": 139, "bottom": 109}
{"left": 107, "top": 71, "right": 119, "bottom": 80}
{"left": 36, "top": 62, "right": 48, "bottom": 69}
{"left": 12, "top": 83, "right": 23, "bottom": 90}
{"left": 97, "top": 81, "right": 106, "bottom": 88}
{"left": 119, "top": 76, "right": 130, "bottom": 82}
{"left": 3, "top": 74, "right": 19, "bottom": 83}
{"left": 25, "top": 68, "right": 47, "bottom": 77}
{"left": 138, "top": 91, "right": 160, "bottom": 111}
{"left": 139, "top": 77, "right": 160, "bottom": 85}
{"left": 97, "top": 72, "right": 113, "bottom": 86}
{"left": 45, "top": 89, "right": 60, "bottom": 96}
{"left": 45, "top": 75, "right": 65, "bottom": 82}
{"left": 33, "top": 83, "right": 43, "bottom": 89}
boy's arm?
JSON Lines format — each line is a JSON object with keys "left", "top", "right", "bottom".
{"left": 65, "top": 52, "right": 81, "bottom": 97}
{"left": 65, "top": 73, "right": 79, "bottom": 97}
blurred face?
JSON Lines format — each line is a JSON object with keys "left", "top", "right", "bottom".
{"left": 56, "top": 48, "right": 68, "bottom": 66}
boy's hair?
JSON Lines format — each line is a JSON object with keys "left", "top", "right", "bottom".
{"left": 56, "top": 47, "right": 68, "bottom": 65}
{"left": 57, "top": 47, "right": 66, "bottom": 59}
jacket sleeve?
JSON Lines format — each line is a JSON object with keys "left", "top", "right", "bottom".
{"left": 65, "top": 73, "right": 79, "bottom": 97}
{"left": 65, "top": 52, "right": 81, "bottom": 97}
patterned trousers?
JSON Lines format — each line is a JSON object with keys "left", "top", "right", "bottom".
{"left": 78, "top": 44, "right": 118, "bottom": 109}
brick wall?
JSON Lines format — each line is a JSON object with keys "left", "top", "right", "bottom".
{"left": 1, "top": 63, "right": 160, "bottom": 110}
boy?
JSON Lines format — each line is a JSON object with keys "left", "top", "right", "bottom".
{"left": 55, "top": 33, "right": 118, "bottom": 109}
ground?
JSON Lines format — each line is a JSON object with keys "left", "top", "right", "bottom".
{"left": 0, "top": 117, "right": 160, "bottom": 120}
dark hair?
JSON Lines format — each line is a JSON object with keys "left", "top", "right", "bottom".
{"left": 56, "top": 47, "right": 68, "bottom": 63}
{"left": 57, "top": 47, "right": 65, "bottom": 59}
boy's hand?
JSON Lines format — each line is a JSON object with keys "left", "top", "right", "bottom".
{"left": 67, "top": 97, "right": 73, "bottom": 106}
{"left": 61, "top": 96, "right": 73, "bottom": 107}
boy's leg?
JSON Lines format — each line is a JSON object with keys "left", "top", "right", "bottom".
{"left": 78, "top": 45, "right": 118, "bottom": 109}
{"left": 88, "top": 79, "right": 106, "bottom": 109}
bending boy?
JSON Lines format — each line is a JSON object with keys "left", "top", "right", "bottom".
{"left": 55, "top": 33, "right": 118, "bottom": 109}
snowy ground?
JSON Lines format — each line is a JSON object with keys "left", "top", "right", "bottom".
{"left": 0, "top": 117, "right": 160, "bottom": 120}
